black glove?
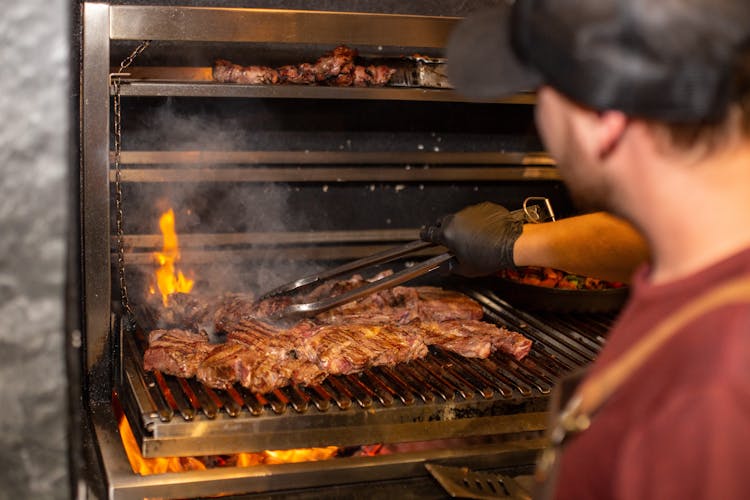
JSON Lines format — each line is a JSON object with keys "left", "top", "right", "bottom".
{"left": 420, "top": 202, "right": 524, "bottom": 277}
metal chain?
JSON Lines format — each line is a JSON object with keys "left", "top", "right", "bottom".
{"left": 112, "top": 40, "right": 150, "bottom": 325}
{"left": 118, "top": 40, "right": 151, "bottom": 74}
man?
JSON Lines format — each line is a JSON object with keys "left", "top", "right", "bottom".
{"left": 422, "top": 0, "right": 750, "bottom": 498}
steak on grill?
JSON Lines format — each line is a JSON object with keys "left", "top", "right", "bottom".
{"left": 212, "top": 292, "right": 288, "bottom": 333}
{"left": 306, "top": 323, "right": 428, "bottom": 375}
{"left": 418, "top": 319, "right": 532, "bottom": 360}
{"left": 144, "top": 273, "right": 533, "bottom": 393}
{"left": 143, "top": 329, "right": 217, "bottom": 378}
{"left": 196, "top": 319, "right": 326, "bottom": 392}
{"left": 413, "top": 287, "right": 484, "bottom": 322}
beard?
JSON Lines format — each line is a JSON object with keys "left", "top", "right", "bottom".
{"left": 534, "top": 89, "right": 622, "bottom": 215}
{"left": 561, "top": 167, "right": 613, "bottom": 213}
{"left": 547, "top": 133, "right": 617, "bottom": 214}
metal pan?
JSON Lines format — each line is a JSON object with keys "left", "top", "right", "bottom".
{"left": 484, "top": 276, "right": 629, "bottom": 314}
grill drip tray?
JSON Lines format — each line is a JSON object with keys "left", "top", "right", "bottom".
{"left": 119, "top": 288, "right": 612, "bottom": 458}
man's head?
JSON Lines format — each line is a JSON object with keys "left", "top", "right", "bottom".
{"left": 447, "top": 0, "right": 750, "bottom": 212}
{"left": 447, "top": 0, "right": 750, "bottom": 125}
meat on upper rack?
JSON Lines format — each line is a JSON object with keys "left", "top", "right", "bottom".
{"left": 212, "top": 45, "right": 396, "bottom": 87}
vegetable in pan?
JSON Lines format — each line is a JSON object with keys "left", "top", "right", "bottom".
{"left": 498, "top": 266, "right": 626, "bottom": 290}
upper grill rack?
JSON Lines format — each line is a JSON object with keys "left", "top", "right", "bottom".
{"left": 119, "top": 288, "right": 614, "bottom": 457}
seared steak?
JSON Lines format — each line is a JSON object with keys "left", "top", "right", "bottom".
{"left": 306, "top": 323, "right": 428, "bottom": 375}
{"left": 417, "top": 320, "right": 531, "bottom": 360}
{"left": 197, "top": 319, "right": 326, "bottom": 393}
{"left": 143, "top": 329, "right": 216, "bottom": 378}
{"left": 213, "top": 293, "right": 290, "bottom": 333}
{"left": 195, "top": 342, "right": 252, "bottom": 389}
{"left": 413, "top": 287, "right": 485, "bottom": 321}
{"left": 489, "top": 327, "right": 533, "bottom": 361}
{"left": 143, "top": 273, "right": 533, "bottom": 393}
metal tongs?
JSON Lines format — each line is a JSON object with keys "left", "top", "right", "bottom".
{"left": 260, "top": 197, "right": 555, "bottom": 322}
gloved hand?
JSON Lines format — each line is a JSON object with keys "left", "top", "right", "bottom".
{"left": 420, "top": 202, "right": 524, "bottom": 277}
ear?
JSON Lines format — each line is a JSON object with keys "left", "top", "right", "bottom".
{"left": 596, "top": 111, "right": 629, "bottom": 159}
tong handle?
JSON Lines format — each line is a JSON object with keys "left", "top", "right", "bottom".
{"left": 260, "top": 240, "right": 434, "bottom": 299}
{"left": 269, "top": 252, "right": 453, "bottom": 322}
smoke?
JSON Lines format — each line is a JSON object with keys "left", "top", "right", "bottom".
{"left": 121, "top": 100, "right": 324, "bottom": 300}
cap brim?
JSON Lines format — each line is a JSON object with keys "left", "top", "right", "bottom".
{"left": 446, "top": 4, "right": 543, "bottom": 99}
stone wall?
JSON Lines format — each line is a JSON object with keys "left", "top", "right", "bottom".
{"left": 0, "top": 0, "right": 70, "bottom": 499}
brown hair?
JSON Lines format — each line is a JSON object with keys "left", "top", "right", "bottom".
{"left": 660, "top": 47, "right": 750, "bottom": 149}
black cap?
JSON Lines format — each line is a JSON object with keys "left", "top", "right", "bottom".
{"left": 446, "top": 0, "right": 750, "bottom": 122}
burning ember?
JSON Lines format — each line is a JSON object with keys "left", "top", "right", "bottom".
{"left": 149, "top": 208, "right": 194, "bottom": 306}
{"left": 114, "top": 397, "right": 339, "bottom": 475}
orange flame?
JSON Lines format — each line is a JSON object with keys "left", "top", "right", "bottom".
{"left": 115, "top": 398, "right": 339, "bottom": 475}
{"left": 263, "top": 447, "right": 339, "bottom": 464}
{"left": 150, "top": 208, "right": 193, "bottom": 306}
{"left": 117, "top": 405, "right": 207, "bottom": 475}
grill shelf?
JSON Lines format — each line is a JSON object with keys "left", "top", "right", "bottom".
{"left": 119, "top": 287, "right": 615, "bottom": 458}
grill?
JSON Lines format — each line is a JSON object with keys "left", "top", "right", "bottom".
{"left": 76, "top": 3, "right": 613, "bottom": 499}
{"left": 121, "top": 287, "right": 610, "bottom": 458}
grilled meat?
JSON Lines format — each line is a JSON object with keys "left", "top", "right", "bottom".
{"left": 212, "top": 59, "right": 280, "bottom": 84}
{"left": 413, "top": 287, "right": 485, "bottom": 322}
{"left": 196, "top": 319, "right": 325, "bottom": 392}
{"left": 314, "top": 283, "right": 420, "bottom": 324}
{"left": 488, "top": 327, "right": 533, "bottom": 361}
{"left": 143, "top": 329, "right": 216, "bottom": 378}
{"left": 417, "top": 319, "right": 531, "bottom": 360}
{"left": 310, "top": 45, "right": 356, "bottom": 82}
{"left": 213, "top": 293, "right": 290, "bottom": 333}
{"left": 352, "top": 65, "right": 397, "bottom": 87}
{"left": 307, "top": 323, "right": 428, "bottom": 375}
{"left": 143, "top": 273, "right": 533, "bottom": 394}
{"left": 195, "top": 342, "right": 250, "bottom": 389}
{"left": 277, "top": 63, "right": 316, "bottom": 84}
{"left": 233, "top": 325, "right": 325, "bottom": 393}
{"left": 213, "top": 45, "right": 395, "bottom": 87}
{"left": 315, "top": 284, "right": 482, "bottom": 325}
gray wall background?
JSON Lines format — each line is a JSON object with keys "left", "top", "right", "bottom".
{"left": 0, "top": 0, "right": 70, "bottom": 498}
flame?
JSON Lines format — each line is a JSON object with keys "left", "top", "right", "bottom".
{"left": 358, "top": 444, "right": 385, "bottom": 456}
{"left": 115, "top": 399, "right": 339, "bottom": 475}
{"left": 263, "top": 447, "right": 339, "bottom": 464}
{"left": 117, "top": 404, "right": 207, "bottom": 475}
{"left": 151, "top": 208, "right": 193, "bottom": 306}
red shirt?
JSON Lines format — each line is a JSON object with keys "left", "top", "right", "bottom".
{"left": 553, "top": 248, "right": 750, "bottom": 500}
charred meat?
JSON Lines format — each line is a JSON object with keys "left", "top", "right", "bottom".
{"left": 212, "top": 59, "right": 279, "bottom": 84}
{"left": 196, "top": 319, "right": 326, "bottom": 393}
{"left": 212, "top": 292, "right": 290, "bottom": 334}
{"left": 213, "top": 45, "right": 396, "bottom": 87}
{"left": 413, "top": 286, "right": 485, "bottom": 322}
{"left": 143, "top": 329, "right": 217, "bottom": 378}
{"left": 307, "top": 323, "right": 428, "bottom": 375}
{"left": 418, "top": 320, "right": 532, "bottom": 360}
{"left": 143, "top": 273, "right": 533, "bottom": 394}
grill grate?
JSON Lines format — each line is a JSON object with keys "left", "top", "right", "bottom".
{"left": 119, "top": 288, "right": 616, "bottom": 457}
